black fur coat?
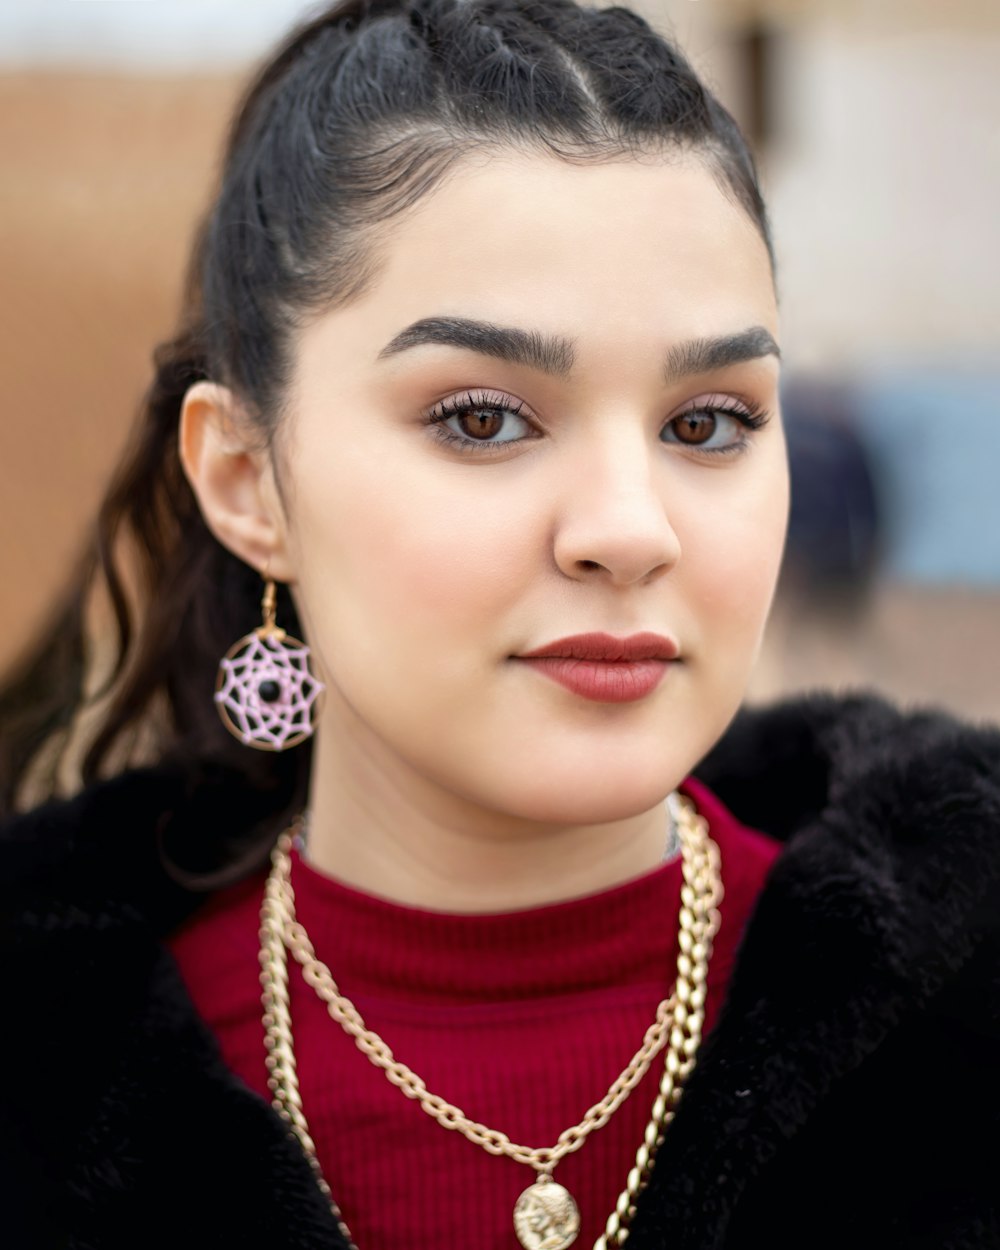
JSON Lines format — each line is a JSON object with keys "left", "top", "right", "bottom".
{"left": 2, "top": 692, "right": 999, "bottom": 1249}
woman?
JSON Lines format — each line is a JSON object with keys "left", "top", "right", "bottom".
{"left": 2, "top": 1, "right": 998, "bottom": 1247}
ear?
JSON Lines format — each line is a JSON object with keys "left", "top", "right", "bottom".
{"left": 179, "top": 381, "right": 295, "bottom": 581}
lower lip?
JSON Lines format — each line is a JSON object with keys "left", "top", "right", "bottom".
{"left": 514, "top": 657, "right": 672, "bottom": 703}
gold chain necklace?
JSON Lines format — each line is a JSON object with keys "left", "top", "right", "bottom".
{"left": 259, "top": 794, "right": 722, "bottom": 1250}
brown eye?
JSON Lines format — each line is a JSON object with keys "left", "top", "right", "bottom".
{"left": 459, "top": 409, "right": 506, "bottom": 440}
{"left": 672, "top": 412, "right": 717, "bottom": 445}
{"left": 427, "top": 391, "right": 535, "bottom": 454}
{"left": 660, "top": 403, "right": 766, "bottom": 457}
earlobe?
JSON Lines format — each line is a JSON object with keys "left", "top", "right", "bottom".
{"left": 178, "top": 381, "right": 295, "bottom": 581}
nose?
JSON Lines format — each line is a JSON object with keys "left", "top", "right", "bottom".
{"left": 552, "top": 428, "right": 682, "bottom": 587}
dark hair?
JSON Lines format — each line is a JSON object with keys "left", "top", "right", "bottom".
{"left": 0, "top": 0, "right": 773, "bottom": 853}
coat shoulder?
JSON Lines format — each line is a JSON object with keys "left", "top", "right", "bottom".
{"left": 697, "top": 688, "right": 1000, "bottom": 841}
{"left": 698, "top": 689, "right": 1000, "bottom": 1038}
{"left": 0, "top": 759, "right": 289, "bottom": 938}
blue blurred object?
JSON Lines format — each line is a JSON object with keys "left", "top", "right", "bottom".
{"left": 849, "top": 369, "right": 1000, "bottom": 587}
{"left": 781, "top": 379, "right": 882, "bottom": 610}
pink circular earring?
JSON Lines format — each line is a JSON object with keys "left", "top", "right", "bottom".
{"left": 214, "top": 577, "right": 325, "bottom": 751}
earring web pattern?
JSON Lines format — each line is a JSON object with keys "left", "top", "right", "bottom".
{"left": 215, "top": 632, "right": 324, "bottom": 751}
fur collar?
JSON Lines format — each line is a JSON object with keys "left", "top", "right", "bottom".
{"left": 3, "top": 690, "right": 999, "bottom": 1248}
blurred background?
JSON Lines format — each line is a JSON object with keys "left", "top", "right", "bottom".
{"left": 1, "top": 0, "right": 998, "bottom": 723}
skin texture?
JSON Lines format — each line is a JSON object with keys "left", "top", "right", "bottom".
{"left": 180, "top": 152, "right": 788, "bottom": 911}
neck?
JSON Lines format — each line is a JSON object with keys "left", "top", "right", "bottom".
{"left": 304, "top": 721, "right": 677, "bottom": 914}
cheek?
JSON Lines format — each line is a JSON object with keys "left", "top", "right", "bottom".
{"left": 680, "top": 456, "right": 789, "bottom": 643}
{"left": 289, "top": 438, "right": 538, "bottom": 659}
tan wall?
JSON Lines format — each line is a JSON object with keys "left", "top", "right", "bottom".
{"left": 762, "top": 24, "right": 1000, "bottom": 370}
{"left": 0, "top": 72, "right": 240, "bottom": 672}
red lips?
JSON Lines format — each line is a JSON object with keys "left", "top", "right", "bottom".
{"left": 517, "top": 632, "right": 680, "bottom": 662}
{"left": 514, "top": 632, "right": 680, "bottom": 703}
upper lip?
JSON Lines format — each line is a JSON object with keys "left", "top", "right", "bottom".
{"left": 517, "top": 632, "right": 680, "bottom": 662}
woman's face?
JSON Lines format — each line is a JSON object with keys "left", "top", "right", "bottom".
{"left": 277, "top": 152, "right": 786, "bottom": 827}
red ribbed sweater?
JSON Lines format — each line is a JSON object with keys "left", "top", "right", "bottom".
{"left": 166, "top": 778, "right": 780, "bottom": 1249}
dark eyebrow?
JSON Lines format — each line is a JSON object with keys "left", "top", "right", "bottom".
{"left": 376, "top": 316, "right": 779, "bottom": 382}
{"left": 664, "top": 326, "right": 781, "bottom": 383}
{"left": 376, "top": 316, "right": 575, "bottom": 377}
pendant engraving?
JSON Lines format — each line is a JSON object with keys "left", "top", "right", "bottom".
{"left": 513, "top": 1176, "right": 581, "bottom": 1250}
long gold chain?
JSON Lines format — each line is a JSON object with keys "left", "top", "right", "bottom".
{"left": 259, "top": 794, "right": 722, "bottom": 1250}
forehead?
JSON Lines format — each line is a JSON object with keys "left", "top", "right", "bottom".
{"left": 302, "top": 151, "right": 777, "bottom": 369}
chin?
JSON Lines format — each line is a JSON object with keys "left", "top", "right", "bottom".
{"left": 486, "top": 761, "right": 689, "bottom": 827}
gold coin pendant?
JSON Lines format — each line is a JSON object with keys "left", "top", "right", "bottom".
{"left": 513, "top": 1176, "right": 581, "bottom": 1250}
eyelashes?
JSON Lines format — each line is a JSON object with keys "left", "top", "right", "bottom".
{"left": 424, "top": 389, "right": 771, "bottom": 459}
{"left": 661, "top": 397, "right": 770, "bottom": 455}
{"left": 426, "top": 390, "right": 533, "bottom": 455}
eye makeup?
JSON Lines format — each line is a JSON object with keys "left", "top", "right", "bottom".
{"left": 423, "top": 388, "right": 771, "bottom": 459}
